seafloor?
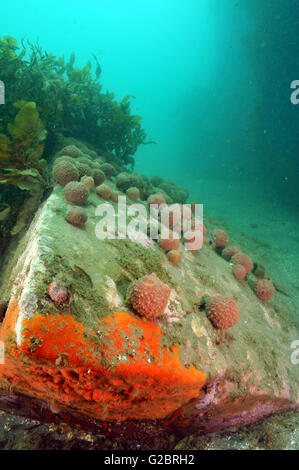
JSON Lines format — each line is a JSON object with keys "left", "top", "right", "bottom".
{"left": 0, "top": 408, "right": 297, "bottom": 450}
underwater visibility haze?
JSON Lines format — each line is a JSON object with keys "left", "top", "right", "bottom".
{"left": 0, "top": 0, "right": 298, "bottom": 451}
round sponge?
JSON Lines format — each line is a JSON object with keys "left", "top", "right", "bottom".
{"left": 127, "top": 273, "right": 171, "bottom": 320}
{"left": 231, "top": 253, "right": 253, "bottom": 274}
{"left": 254, "top": 279, "right": 275, "bottom": 301}
{"left": 206, "top": 295, "right": 239, "bottom": 330}
{"left": 233, "top": 264, "right": 247, "bottom": 280}
{"left": 66, "top": 207, "right": 87, "bottom": 227}
{"left": 64, "top": 181, "right": 89, "bottom": 205}
{"left": 222, "top": 245, "right": 241, "bottom": 261}
{"left": 53, "top": 161, "right": 79, "bottom": 186}
{"left": 212, "top": 229, "right": 229, "bottom": 248}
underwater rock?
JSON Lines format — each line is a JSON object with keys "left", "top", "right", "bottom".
{"left": 10, "top": 193, "right": 42, "bottom": 236}
{"left": 0, "top": 186, "right": 298, "bottom": 439}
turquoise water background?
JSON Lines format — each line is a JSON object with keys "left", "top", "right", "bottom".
{"left": 1, "top": 0, "right": 298, "bottom": 200}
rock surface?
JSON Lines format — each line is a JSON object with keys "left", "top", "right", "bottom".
{"left": 0, "top": 409, "right": 298, "bottom": 450}
{"left": 0, "top": 185, "right": 298, "bottom": 438}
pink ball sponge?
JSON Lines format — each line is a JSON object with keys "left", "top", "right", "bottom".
{"left": 48, "top": 282, "right": 69, "bottom": 305}
{"left": 231, "top": 252, "right": 253, "bottom": 274}
{"left": 64, "top": 181, "right": 89, "bottom": 205}
{"left": 53, "top": 161, "right": 79, "bottom": 186}
{"left": 101, "top": 163, "right": 116, "bottom": 178}
{"left": 96, "top": 183, "right": 112, "bottom": 200}
{"left": 127, "top": 273, "right": 171, "bottom": 320}
{"left": 92, "top": 169, "right": 106, "bottom": 185}
{"left": 80, "top": 175, "right": 94, "bottom": 191}
{"left": 212, "top": 229, "right": 229, "bottom": 248}
{"left": 233, "top": 264, "right": 247, "bottom": 280}
{"left": 167, "top": 249, "right": 181, "bottom": 264}
{"left": 159, "top": 230, "right": 180, "bottom": 252}
{"left": 206, "top": 295, "right": 239, "bottom": 330}
{"left": 126, "top": 187, "right": 140, "bottom": 202}
{"left": 254, "top": 279, "right": 275, "bottom": 301}
{"left": 59, "top": 145, "right": 83, "bottom": 158}
{"left": 168, "top": 205, "right": 193, "bottom": 230}
{"left": 222, "top": 245, "right": 241, "bottom": 261}
{"left": 66, "top": 207, "right": 87, "bottom": 227}
{"left": 148, "top": 193, "right": 166, "bottom": 206}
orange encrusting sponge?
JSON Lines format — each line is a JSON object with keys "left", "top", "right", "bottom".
{"left": 0, "top": 301, "right": 206, "bottom": 421}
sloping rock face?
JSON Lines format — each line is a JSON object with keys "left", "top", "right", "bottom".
{"left": 0, "top": 185, "right": 298, "bottom": 438}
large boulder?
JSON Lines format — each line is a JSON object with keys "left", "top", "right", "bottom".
{"left": 0, "top": 186, "right": 298, "bottom": 438}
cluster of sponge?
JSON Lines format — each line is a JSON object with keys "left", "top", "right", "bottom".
{"left": 218, "top": 235, "right": 275, "bottom": 302}
{"left": 231, "top": 253, "right": 253, "bottom": 275}
{"left": 50, "top": 140, "right": 277, "bottom": 351}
